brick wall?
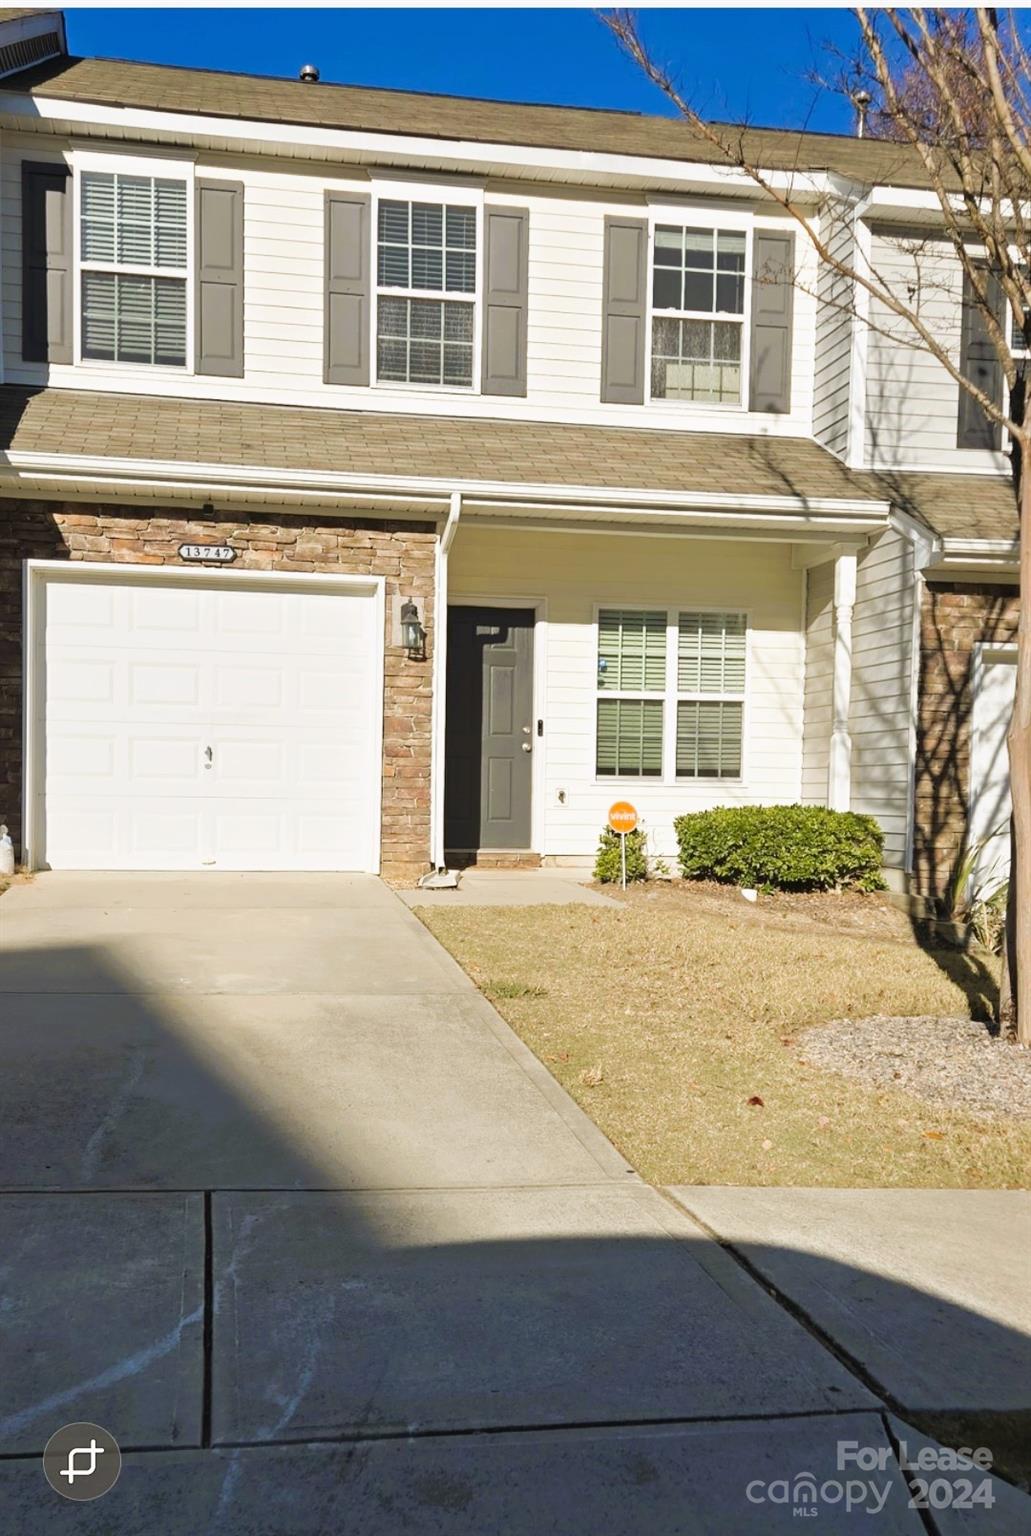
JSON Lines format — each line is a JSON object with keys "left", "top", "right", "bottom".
{"left": 0, "top": 500, "right": 437, "bottom": 884}
{"left": 914, "top": 581, "right": 1019, "bottom": 900}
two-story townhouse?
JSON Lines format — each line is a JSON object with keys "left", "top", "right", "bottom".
{"left": 0, "top": 10, "right": 1018, "bottom": 893}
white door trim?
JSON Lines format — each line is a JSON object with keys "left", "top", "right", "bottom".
{"left": 23, "top": 559, "right": 386, "bottom": 873}
{"left": 446, "top": 594, "right": 547, "bottom": 854}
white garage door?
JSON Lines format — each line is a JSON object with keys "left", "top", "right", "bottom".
{"left": 37, "top": 570, "right": 382, "bottom": 872}
{"left": 969, "top": 647, "right": 1016, "bottom": 896}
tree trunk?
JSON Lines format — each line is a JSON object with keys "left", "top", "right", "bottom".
{"left": 999, "top": 818, "right": 1016, "bottom": 1039}
{"left": 1005, "top": 435, "right": 1031, "bottom": 1045}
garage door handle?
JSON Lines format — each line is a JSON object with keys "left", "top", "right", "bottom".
{"left": 204, "top": 746, "right": 213, "bottom": 766}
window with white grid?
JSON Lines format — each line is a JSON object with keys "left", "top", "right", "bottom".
{"left": 375, "top": 198, "right": 477, "bottom": 388}
{"left": 80, "top": 170, "right": 188, "bottom": 367}
{"left": 651, "top": 225, "right": 747, "bottom": 404}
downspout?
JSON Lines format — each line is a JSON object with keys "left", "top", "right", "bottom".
{"left": 427, "top": 490, "right": 462, "bottom": 875}
{"left": 827, "top": 551, "right": 857, "bottom": 810}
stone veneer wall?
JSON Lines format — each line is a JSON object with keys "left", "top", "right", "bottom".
{"left": 0, "top": 501, "right": 436, "bottom": 884}
{"left": 914, "top": 580, "right": 1019, "bottom": 901}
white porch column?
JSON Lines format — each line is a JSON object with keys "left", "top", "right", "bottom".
{"left": 429, "top": 492, "right": 462, "bottom": 870}
{"left": 827, "top": 551, "right": 857, "bottom": 811}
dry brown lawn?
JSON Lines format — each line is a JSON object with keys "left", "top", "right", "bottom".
{"left": 420, "top": 883, "right": 1030, "bottom": 1189}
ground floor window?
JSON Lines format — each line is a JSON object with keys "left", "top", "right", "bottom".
{"left": 596, "top": 607, "right": 746, "bottom": 780}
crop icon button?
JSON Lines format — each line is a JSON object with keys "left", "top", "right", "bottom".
{"left": 43, "top": 1422, "right": 121, "bottom": 1501}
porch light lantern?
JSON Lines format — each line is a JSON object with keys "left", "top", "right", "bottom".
{"left": 400, "top": 598, "right": 426, "bottom": 659}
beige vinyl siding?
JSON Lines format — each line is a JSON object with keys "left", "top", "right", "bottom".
{"left": 449, "top": 527, "right": 805, "bottom": 859}
{"left": 801, "top": 559, "right": 834, "bottom": 805}
{"left": 849, "top": 527, "right": 915, "bottom": 869}
{"left": 3, "top": 132, "right": 817, "bottom": 436}
{"left": 812, "top": 206, "right": 853, "bottom": 458}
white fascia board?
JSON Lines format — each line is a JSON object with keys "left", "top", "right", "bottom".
{"left": 862, "top": 183, "right": 1030, "bottom": 226}
{"left": 0, "top": 91, "right": 830, "bottom": 198}
{"left": 939, "top": 536, "right": 1019, "bottom": 565}
{"left": 889, "top": 503, "right": 940, "bottom": 569}
{"left": 0, "top": 447, "right": 890, "bottom": 524}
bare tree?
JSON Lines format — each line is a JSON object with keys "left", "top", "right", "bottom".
{"left": 602, "top": 7, "right": 1031, "bottom": 1041}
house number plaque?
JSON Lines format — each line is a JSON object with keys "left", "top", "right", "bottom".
{"left": 178, "top": 544, "right": 237, "bottom": 563}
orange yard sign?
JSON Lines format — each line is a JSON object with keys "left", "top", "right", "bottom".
{"left": 608, "top": 801, "right": 638, "bottom": 835}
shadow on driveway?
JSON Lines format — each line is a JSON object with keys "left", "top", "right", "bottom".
{"left": 0, "top": 911, "right": 1028, "bottom": 1533}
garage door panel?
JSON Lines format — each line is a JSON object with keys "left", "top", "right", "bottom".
{"left": 214, "top": 663, "right": 285, "bottom": 712}
{"left": 129, "top": 586, "right": 206, "bottom": 642}
{"left": 130, "top": 806, "right": 206, "bottom": 860}
{"left": 129, "top": 662, "right": 203, "bottom": 709}
{"left": 39, "top": 572, "right": 381, "bottom": 873}
{"left": 47, "top": 658, "right": 117, "bottom": 707}
{"left": 46, "top": 734, "right": 115, "bottom": 779}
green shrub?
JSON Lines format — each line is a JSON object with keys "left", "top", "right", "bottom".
{"left": 594, "top": 826, "right": 649, "bottom": 884}
{"left": 673, "top": 804, "right": 885, "bottom": 892}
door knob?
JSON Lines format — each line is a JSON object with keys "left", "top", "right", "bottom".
{"left": 521, "top": 742, "right": 532, "bottom": 753}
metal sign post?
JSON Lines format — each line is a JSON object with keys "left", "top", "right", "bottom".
{"left": 607, "top": 801, "right": 639, "bottom": 891}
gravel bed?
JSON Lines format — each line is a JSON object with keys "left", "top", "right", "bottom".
{"left": 799, "top": 1015, "right": 1031, "bottom": 1121}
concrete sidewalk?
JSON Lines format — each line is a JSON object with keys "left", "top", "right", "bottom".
{"left": 0, "top": 874, "right": 1023, "bottom": 1531}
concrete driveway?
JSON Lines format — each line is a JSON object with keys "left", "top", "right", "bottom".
{"left": 0, "top": 874, "right": 1017, "bottom": 1532}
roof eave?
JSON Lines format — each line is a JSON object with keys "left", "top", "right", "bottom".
{"left": 0, "top": 448, "right": 891, "bottom": 534}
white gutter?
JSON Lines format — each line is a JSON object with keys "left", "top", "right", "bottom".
{"left": 0, "top": 450, "right": 890, "bottom": 525}
{"left": 938, "top": 536, "right": 1019, "bottom": 568}
{"left": 430, "top": 491, "right": 462, "bottom": 871}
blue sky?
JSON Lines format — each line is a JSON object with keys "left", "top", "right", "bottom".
{"left": 63, "top": 8, "right": 863, "bottom": 135}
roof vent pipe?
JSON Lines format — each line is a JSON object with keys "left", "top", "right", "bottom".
{"left": 852, "top": 89, "right": 872, "bottom": 138}
{"left": 299, "top": 63, "right": 320, "bottom": 83}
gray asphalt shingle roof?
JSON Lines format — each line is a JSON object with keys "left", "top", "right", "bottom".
{"left": 0, "top": 386, "right": 1017, "bottom": 543}
{"left": 2, "top": 52, "right": 947, "bottom": 191}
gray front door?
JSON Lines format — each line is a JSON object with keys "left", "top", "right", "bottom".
{"left": 445, "top": 607, "right": 535, "bottom": 851}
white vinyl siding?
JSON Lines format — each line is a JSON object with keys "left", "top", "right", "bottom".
{"left": 79, "top": 170, "right": 188, "bottom": 367}
{"left": 2, "top": 135, "right": 817, "bottom": 435}
{"left": 863, "top": 226, "right": 1001, "bottom": 468}
{"left": 800, "top": 560, "right": 834, "bottom": 805}
{"left": 813, "top": 205, "right": 854, "bottom": 457}
{"left": 450, "top": 528, "right": 803, "bottom": 859}
{"left": 848, "top": 527, "right": 916, "bottom": 869}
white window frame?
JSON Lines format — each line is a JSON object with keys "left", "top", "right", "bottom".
{"left": 645, "top": 205, "right": 752, "bottom": 413}
{"left": 370, "top": 179, "right": 484, "bottom": 394}
{"left": 592, "top": 602, "right": 750, "bottom": 785}
{"left": 70, "top": 149, "right": 195, "bottom": 376}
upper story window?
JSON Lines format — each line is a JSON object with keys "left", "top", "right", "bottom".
{"left": 651, "top": 225, "right": 747, "bottom": 405}
{"left": 375, "top": 198, "right": 477, "bottom": 388}
{"left": 80, "top": 171, "right": 188, "bottom": 367}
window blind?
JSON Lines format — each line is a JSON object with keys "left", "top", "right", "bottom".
{"left": 597, "top": 609, "right": 666, "bottom": 692}
{"left": 597, "top": 699, "right": 664, "bottom": 778}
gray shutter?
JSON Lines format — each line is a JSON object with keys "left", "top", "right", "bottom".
{"left": 325, "top": 191, "right": 370, "bottom": 386}
{"left": 482, "top": 206, "right": 528, "bottom": 397}
{"left": 749, "top": 231, "right": 794, "bottom": 413}
{"left": 22, "top": 160, "right": 71, "bottom": 364}
{"left": 601, "top": 216, "right": 647, "bottom": 404}
{"left": 195, "top": 179, "right": 243, "bottom": 377}
{"left": 957, "top": 268, "right": 1004, "bottom": 449}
